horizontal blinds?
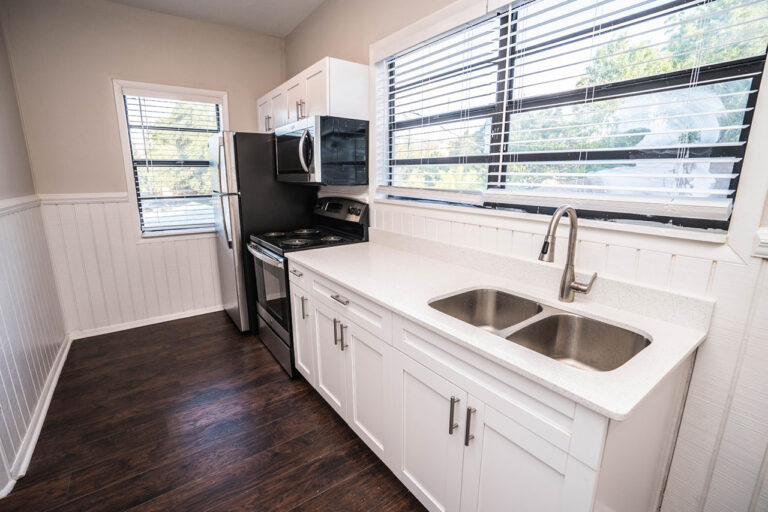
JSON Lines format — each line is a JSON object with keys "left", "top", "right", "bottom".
{"left": 378, "top": 0, "right": 768, "bottom": 223}
{"left": 124, "top": 95, "right": 221, "bottom": 232}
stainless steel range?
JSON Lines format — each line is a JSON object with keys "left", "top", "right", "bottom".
{"left": 247, "top": 197, "right": 368, "bottom": 376}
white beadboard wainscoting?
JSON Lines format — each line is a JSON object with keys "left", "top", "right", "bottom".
{"left": 0, "top": 196, "right": 68, "bottom": 497}
{"left": 372, "top": 199, "right": 768, "bottom": 512}
{"left": 39, "top": 193, "right": 223, "bottom": 339}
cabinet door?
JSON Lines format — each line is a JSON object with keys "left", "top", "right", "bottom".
{"left": 290, "top": 284, "right": 315, "bottom": 385}
{"left": 271, "top": 89, "right": 288, "bottom": 129}
{"left": 460, "top": 397, "right": 579, "bottom": 512}
{"left": 391, "top": 350, "right": 466, "bottom": 512}
{"left": 256, "top": 97, "right": 270, "bottom": 132}
{"left": 344, "top": 321, "right": 390, "bottom": 461}
{"left": 285, "top": 80, "right": 304, "bottom": 124}
{"left": 312, "top": 300, "right": 346, "bottom": 416}
{"left": 304, "top": 61, "right": 327, "bottom": 117}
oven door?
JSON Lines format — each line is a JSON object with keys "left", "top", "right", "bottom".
{"left": 247, "top": 243, "right": 290, "bottom": 341}
{"left": 275, "top": 117, "right": 317, "bottom": 182}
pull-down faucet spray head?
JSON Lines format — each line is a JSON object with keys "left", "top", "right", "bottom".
{"left": 538, "top": 235, "right": 556, "bottom": 262}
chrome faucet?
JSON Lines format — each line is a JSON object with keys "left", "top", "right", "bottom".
{"left": 538, "top": 205, "right": 597, "bottom": 302}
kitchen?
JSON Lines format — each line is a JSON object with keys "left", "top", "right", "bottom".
{"left": 0, "top": 0, "right": 766, "bottom": 510}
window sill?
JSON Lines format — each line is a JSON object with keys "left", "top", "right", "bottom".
{"left": 374, "top": 197, "right": 729, "bottom": 245}
{"left": 137, "top": 228, "right": 216, "bottom": 243}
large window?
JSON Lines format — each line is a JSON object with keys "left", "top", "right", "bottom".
{"left": 378, "top": 0, "right": 768, "bottom": 229}
{"left": 122, "top": 92, "right": 222, "bottom": 233}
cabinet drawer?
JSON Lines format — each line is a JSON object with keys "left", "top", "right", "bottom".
{"left": 287, "top": 261, "right": 311, "bottom": 287}
{"left": 311, "top": 274, "right": 392, "bottom": 343}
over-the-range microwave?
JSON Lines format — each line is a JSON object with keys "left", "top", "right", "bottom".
{"left": 274, "top": 115, "right": 369, "bottom": 185}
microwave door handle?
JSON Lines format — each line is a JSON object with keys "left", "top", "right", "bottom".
{"left": 247, "top": 244, "right": 285, "bottom": 269}
{"left": 298, "top": 129, "right": 310, "bottom": 172}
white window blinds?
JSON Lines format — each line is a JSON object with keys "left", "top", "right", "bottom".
{"left": 377, "top": 0, "right": 768, "bottom": 227}
{"left": 123, "top": 94, "right": 221, "bottom": 232}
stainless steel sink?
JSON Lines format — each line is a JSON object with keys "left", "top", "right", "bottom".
{"left": 428, "top": 289, "right": 542, "bottom": 332}
{"left": 505, "top": 314, "right": 651, "bottom": 372}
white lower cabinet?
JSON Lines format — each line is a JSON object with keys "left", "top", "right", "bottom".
{"left": 391, "top": 349, "right": 466, "bottom": 512}
{"left": 459, "top": 399, "right": 573, "bottom": 512}
{"left": 312, "top": 300, "right": 346, "bottom": 417}
{"left": 306, "top": 297, "right": 392, "bottom": 460}
{"left": 344, "top": 321, "right": 390, "bottom": 461}
{"left": 289, "top": 283, "right": 315, "bottom": 385}
{"left": 288, "top": 273, "right": 633, "bottom": 512}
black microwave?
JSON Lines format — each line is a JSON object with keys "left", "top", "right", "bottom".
{"left": 274, "top": 115, "right": 369, "bottom": 185}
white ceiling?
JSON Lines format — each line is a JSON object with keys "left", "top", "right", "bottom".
{"left": 109, "top": 0, "right": 326, "bottom": 37}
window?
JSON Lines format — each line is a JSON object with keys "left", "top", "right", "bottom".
{"left": 378, "top": 0, "right": 768, "bottom": 229}
{"left": 122, "top": 91, "right": 222, "bottom": 233}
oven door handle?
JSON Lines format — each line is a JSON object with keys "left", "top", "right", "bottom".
{"left": 247, "top": 243, "right": 284, "bottom": 269}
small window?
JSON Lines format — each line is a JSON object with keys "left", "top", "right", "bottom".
{"left": 378, "top": 0, "right": 768, "bottom": 229}
{"left": 123, "top": 93, "right": 222, "bottom": 233}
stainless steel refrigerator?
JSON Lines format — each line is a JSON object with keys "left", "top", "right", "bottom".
{"left": 209, "top": 132, "right": 316, "bottom": 332}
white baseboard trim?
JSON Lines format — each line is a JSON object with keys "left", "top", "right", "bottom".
{"left": 70, "top": 305, "right": 225, "bottom": 340}
{"left": 754, "top": 227, "right": 768, "bottom": 259}
{"left": 0, "top": 478, "right": 14, "bottom": 499}
{"left": 10, "top": 334, "right": 72, "bottom": 479}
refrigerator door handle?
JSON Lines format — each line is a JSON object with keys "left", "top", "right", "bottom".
{"left": 216, "top": 138, "right": 233, "bottom": 249}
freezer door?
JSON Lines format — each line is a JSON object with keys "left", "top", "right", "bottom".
{"left": 210, "top": 133, "right": 249, "bottom": 331}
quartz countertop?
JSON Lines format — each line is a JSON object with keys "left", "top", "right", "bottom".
{"left": 287, "top": 237, "right": 710, "bottom": 420}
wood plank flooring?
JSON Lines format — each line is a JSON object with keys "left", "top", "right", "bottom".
{"left": 0, "top": 312, "right": 424, "bottom": 511}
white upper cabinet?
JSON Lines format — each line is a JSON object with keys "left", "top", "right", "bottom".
{"left": 256, "top": 57, "right": 368, "bottom": 132}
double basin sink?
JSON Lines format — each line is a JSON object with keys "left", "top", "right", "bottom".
{"left": 429, "top": 289, "right": 650, "bottom": 372}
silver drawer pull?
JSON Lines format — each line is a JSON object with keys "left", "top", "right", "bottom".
{"left": 290, "top": 268, "right": 303, "bottom": 278}
{"left": 331, "top": 294, "right": 349, "bottom": 306}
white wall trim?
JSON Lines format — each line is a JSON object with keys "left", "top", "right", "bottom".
{"left": 9, "top": 334, "right": 71, "bottom": 478}
{"left": 69, "top": 304, "right": 224, "bottom": 340}
{"left": 0, "top": 478, "right": 13, "bottom": 500}
{"left": 0, "top": 195, "right": 40, "bottom": 216}
{"left": 38, "top": 192, "right": 129, "bottom": 205}
{"left": 754, "top": 228, "right": 768, "bottom": 259}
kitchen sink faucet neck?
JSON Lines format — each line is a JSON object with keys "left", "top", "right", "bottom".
{"left": 538, "top": 205, "right": 597, "bottom": 302}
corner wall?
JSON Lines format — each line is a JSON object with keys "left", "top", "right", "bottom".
{"left": 0, "top": 22, "right": 68, "bottom": 497}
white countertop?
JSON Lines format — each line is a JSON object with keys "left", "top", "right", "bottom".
{"left": 288, "top": 239, "right": 710, "bottom": 420}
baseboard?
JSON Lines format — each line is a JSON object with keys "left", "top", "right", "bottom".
{"left": 0, "top": 478, "right": 13, "bottom": 499}
{"left": 69, "top": 305, "right": 225, "bottom": 340}
{"left": 10, "top": 334, "right": 72, "bottom": 478}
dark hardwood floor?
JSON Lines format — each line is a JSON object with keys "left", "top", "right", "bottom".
{"left": 0, "top": 312, "right": 424, "bottom": 512}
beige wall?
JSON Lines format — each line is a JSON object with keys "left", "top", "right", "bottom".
{"left": 0, "top": 0, "right": 286, "bottom": 195}
{"left": 284, "top": 0, "right": 453, "bottom": 77}
{"left": 0, "top": 22, "right": 34, "bottom": 200}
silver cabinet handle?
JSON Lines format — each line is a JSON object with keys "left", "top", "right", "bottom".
{"left": 333, "top": 318, "right": 340, "bottom": 345}
{"left": 296, "top": 100, "right": 301, "bottom": 120}
{"left": 449, "top": 396, "right": 460, "bottom": 435}
{"left": 340, "top": 324, "right": 347, "bottom": 351}
{"left": 464, "top": 407, "right": 476, "bottom": 446}
{"left": 331, "top": 294, "right": 349, "bottom": 306}
{"left": 300, "top": 99, "right": 306, "bottom": 118}
{"left": 301, "top": 296, "right": 307, "bottom": 319}
{"left": 290, "top": 268, "right": 303, "bottom": 278}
